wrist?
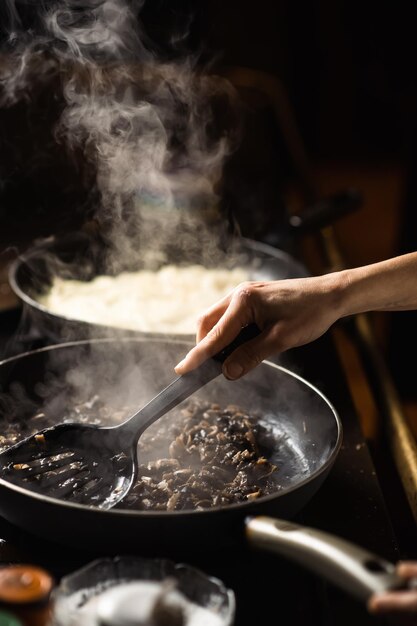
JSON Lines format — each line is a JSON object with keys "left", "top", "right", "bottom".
{"left": 320, "top": 269, "right": 357, "bottom": 319}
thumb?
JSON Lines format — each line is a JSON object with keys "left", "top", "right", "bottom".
{"left": 222, "top": 342, "right": 264, "bottom": 380}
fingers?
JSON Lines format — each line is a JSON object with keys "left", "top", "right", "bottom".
{"left": 368, "top": 590, "right": 417, "bottom": 616}
{"left": 175, "top": 286, "right": 255, "bottom": 375}
{"left": 175, "top": 320, "right": 287, "bottom": 381}
{"left": 174, "top": 314, "right": 251, "bottom": 375}
{"left": 397, "top": 562, "right": 417, "bottom": 579}
{"left": 222, "top": 324, "right": 282, "bottom": 379}
{"left": 367, "top": 562, "right": 417, "bottom": 623}
{"left": 195, "top": 298, "right": 229, "bottom": 344}
{"left": 194, "top": 284, "right": 255, "bottom": 342}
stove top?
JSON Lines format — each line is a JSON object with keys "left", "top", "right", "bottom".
{"left": 0, "top": 306, "right": 405, "bottom": 625}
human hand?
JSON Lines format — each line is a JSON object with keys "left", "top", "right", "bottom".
{"left": 367, "top": 562, "right": 417, "bottom": 625}
{"left": 175, "top": 274, "right": 344, "bottom": 380}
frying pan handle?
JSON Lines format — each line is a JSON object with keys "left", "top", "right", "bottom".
{"left": 288, "top": 188, "right": 362, "bottom": 234}
{"left": 245, "top": 516, "right": 412, "bottom": 603}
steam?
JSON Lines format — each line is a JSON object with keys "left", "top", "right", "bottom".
{"left": 45, "top": 0, "right": 151, "bottom": 60}
{"left": 0, "top": 0, "right": 240, "bottom": 271}
{"left": 0, "top": 1, "right": 244, "bottom": 461}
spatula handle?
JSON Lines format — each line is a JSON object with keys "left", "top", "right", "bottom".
{"left": 212, "top": 323, "right": 261, "bottom": 363}
{"left": 118, "top": 324, "right": 261, "bottom": 442}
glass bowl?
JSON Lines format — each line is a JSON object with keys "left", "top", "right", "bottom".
{"left": 50, "top": 555, "right": 235, "bottom": 626}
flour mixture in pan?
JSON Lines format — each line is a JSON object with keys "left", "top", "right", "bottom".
{"left": 37, "top": 266, "right": 249, "bottom": 334}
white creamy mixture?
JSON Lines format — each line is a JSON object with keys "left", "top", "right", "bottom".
{"left": 97, "top": 580, "right": 228, "bottom": 626}
{"left": 53, "top": 580, "right": 229, "bottom": 626}
{"left": 37, "top": 266, "right": 249, "bottom": 334}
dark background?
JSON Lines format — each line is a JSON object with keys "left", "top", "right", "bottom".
{"left": 141, "top": 0, "right": 417, "bottom": 162}
{"left": 1, "top": 1, "right": 417, "bottom": 234}
{"left": 1, "top": 0, "right": 417, "bottom": 224}
{"left": 1, "top": 0, "right": 417, "bottom": 396}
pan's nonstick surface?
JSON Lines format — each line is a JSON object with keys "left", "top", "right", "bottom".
{"left": 0, "top": 338, "right": 342, "bottom": 555}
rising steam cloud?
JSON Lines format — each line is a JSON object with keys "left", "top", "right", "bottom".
{"left": 0, "top": 0, "right": 240, "bottom": 270}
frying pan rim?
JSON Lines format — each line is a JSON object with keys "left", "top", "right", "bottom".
{"left": 8, "top": 234, "right": 308, "bottom": 336}
{"left": 0, "top": 337, "right": 343, "bottom": 517}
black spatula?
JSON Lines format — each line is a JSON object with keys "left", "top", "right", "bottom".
{"left": 0, "top": 324, "right": 260, "bottom": 509}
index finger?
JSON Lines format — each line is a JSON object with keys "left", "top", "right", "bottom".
{"left": 175, "top": 302, "right": 252, "bottom": 374}
{"left": 174, "top": 321, "right": 243, "bottom": 374}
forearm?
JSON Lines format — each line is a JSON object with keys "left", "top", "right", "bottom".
{"left": 335, "top": 252, "right": 417, "bottom": 317}
{"left": 175, "top": 251, "right": 417, "bottom": 378}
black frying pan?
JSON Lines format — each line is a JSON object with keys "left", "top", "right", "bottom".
{"left": 0, "top": 337, "right": 409, "bottom": 603}
{"left": 0, "top": 335, "right": 339, "bottom": 555}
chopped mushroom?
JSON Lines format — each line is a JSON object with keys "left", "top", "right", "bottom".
{"left": 1, "top": 397, "right": 280, "bottom": 512}
{"left": 119, "top": 399, "right": 279, "bottom": 511}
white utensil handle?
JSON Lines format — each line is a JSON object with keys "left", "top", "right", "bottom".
{"left": 245, "top": 516, "right": 411, "bottom": 602}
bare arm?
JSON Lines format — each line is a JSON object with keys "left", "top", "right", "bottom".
{"left": 175, "top": 252, "right": 417, "bottom": 380}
